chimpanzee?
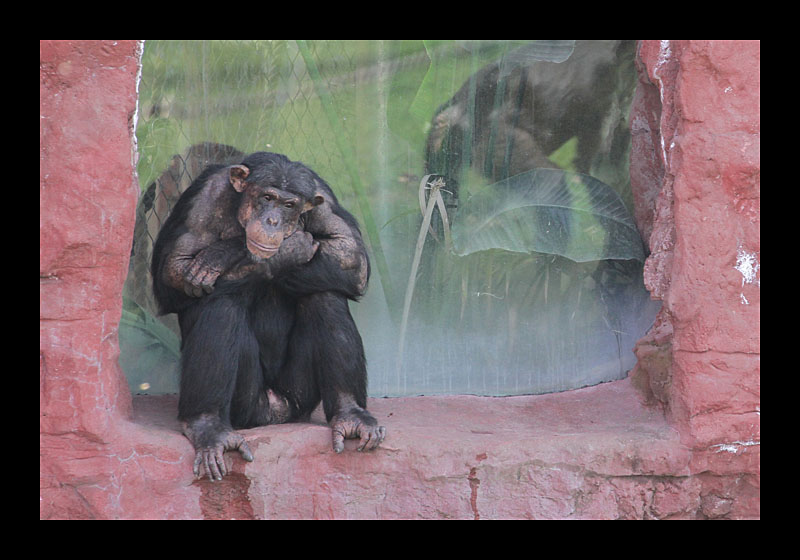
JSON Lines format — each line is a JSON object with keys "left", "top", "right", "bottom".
{"left": 425, "top": 40, "right": 636, "bottom": 198}
{"left": 151, "top": 151, "right": 385, "bottom": 481}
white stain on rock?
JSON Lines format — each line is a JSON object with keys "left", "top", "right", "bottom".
{"left": 734, "top": 246, "right": 760, "bottom": 304}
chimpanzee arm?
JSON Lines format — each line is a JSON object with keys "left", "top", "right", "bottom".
{"left": 218, "top": 230, "right": 320, "bottom": 283}
{"left": 180, "top": 237, "right": 250, "bottom": 297}
{"left": 161, "top": 230, "right": 216, "bottom": 293}
{"left": 153, "top": 164, "right": 248, "bottom": 306}
{"left": 275, "top": 202, "right": 369, "bottom": 299}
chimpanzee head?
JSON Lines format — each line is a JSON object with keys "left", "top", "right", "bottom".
{"left": 229, "top": 152, "right": 325, "bottom": 259}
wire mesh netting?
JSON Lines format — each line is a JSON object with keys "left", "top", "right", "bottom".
{"left": 121, "top": 40, "right": 660, "bottom": 398}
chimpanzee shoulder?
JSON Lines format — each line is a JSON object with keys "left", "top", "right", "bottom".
{"left": 162, "top": 164, "right": 233, "bottom": 226}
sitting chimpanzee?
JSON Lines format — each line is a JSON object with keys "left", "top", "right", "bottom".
{"left": 152, "top": 151, "right": 385, "bottom": 480}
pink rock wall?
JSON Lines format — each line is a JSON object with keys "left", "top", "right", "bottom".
{"left": 40, "top": 40, "right": 138, "bottom": 435}
{"left": 40, "top": 40, "right": 201, "bottom": 519}
{"left": 631, "top": 40, "right": 760, "bottom": 488}
{"left": 40, "top": 40, "right": 759, "bottom": 519}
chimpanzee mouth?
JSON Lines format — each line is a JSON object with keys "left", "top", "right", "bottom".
{"left": 247, "top": 239, "right": 280, "bottom": 258}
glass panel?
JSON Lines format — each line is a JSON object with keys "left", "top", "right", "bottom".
{"left": 122, "top": 40, "right": 659, "bottom": 397}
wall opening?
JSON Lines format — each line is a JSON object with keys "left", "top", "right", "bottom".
{"left": 120, "top": 40, "right": 659, "bottom": 398}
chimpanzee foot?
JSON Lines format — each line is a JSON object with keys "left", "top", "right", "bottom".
{"left": 192, "top": 432, "right": 254, "bottom": 481}
{"left": 330, "top": 406, "right": 386, "bottom": 453}
{"left": 182, "top": 414, "right": 254, "bottom": 481}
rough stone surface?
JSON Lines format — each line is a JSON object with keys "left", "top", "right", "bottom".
{"left": 133, "top": 380, "right": 723, "bottom": 520}
{"left": 630, "top": 40, "right": 759, "bottom": 507}
{"left": 40, "top": 40, "right": 201, "bottom": 520}
{"left": 40, "top": 40, "right": 140, "bottom": 437}
{"left": 40, "top": 40, "right": 759, "bottom": 519}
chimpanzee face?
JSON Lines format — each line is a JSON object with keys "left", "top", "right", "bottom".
{"left": 237, "top": 185, "right": 312, "bottom": 259}
{"left": 228, "top": 161, "right": 324, "bottom": 260}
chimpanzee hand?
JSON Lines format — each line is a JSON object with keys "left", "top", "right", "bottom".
{"left": 182, "top": 414, "right": 255, "bottom": 481}
{"left": 182, "top": 256, "right": 223, "bottom": 297}
{"left": 265, "top": 230, "right": 319, "bottom": 273}
{"left": 330, "top": 406, "right": 386, "bottom": 453}
{"left": 182, "top": 238, "right": 248, "bottom": 297}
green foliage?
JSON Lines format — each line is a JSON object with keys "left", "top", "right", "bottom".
{"left": 119, "top": 298, "right": 181, "bottom": 395}
{"left": 452, "top": 169, "right": 645, "bottom": 263}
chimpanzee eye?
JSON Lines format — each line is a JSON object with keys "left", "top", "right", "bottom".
{"left": 263, "top": 193, "right": 274, "bottom": 202}
{"left": 285, "top": 201, "right": 295, "bottom": 209}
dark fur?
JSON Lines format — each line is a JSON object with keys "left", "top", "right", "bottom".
{"left": 151, "top": 152, "right": 383, "bottom": 479}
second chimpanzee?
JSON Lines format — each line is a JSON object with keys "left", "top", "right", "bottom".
{"left": 152, "top": 152, "right": 385, "bottom": 480}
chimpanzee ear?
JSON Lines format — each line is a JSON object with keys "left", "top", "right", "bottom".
{"left": 229, "top": 165, "right": 250, "bottom": 192}
{"left": 311, "top": 179, "right": 328, "bottom": 207}
{"left": 304, "top": 193, "right": 325, "bottom": 211}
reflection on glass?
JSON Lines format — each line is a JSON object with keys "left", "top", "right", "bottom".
{"left": 122, "top": 40, "right": 659, "bottom": 397}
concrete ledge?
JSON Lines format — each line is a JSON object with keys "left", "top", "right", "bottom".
{"left": 131, "top": 378, "right": 750, "bottom": 519}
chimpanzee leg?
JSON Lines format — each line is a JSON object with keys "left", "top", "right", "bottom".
{"left": 177, "top": 292, "right": 264, "bottom": 480}
{"left": 284, "top": 292, "right": 385, "bottom": 452}
{"left": 178, "top": 295, "right": 253, "bottom": 422}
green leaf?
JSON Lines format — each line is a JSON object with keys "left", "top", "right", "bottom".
{"left": 451, "top": 168, "right": 644, "bottom": 263}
